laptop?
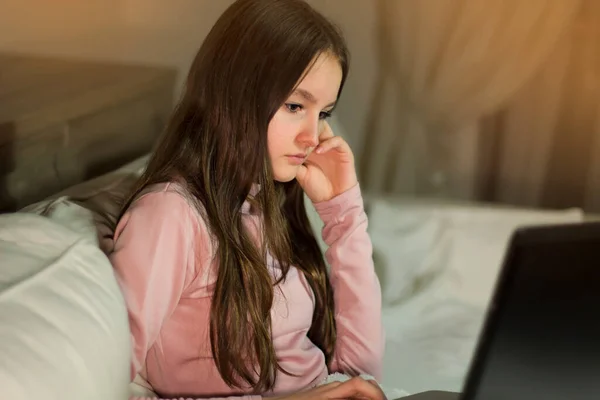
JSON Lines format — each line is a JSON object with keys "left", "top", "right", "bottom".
{"left": 402, "top": 221, "right": 600, "bottom": 400}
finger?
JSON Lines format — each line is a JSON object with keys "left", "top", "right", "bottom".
{"left": 315, "top": 136, "right": 350, "bottom": 155}
{"left": 327, "top": 379, "right": 384, "bottom": 400}
{"left": 364, "top": 379, "right": 386, "bottom": 399}
{"left": 302, "top": 381, "right": 344, "bottom": 398}
{"left": 350, "top": 377, "right": 386, "bottom": 399}
{"left": 316, "top": 382, "right": 343, "bottom": 391}
{"left": 323, "top": 377, "right": 386, "bottom": 400}
{"left": 366, "top": 379, "right": 381, "bottom": 388}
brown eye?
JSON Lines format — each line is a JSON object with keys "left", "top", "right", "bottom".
{"left": 285, "top": 103, "right": 302, "bottom": 113}
{"left": 319, "top": 111, "right": 332, "bottom": 120}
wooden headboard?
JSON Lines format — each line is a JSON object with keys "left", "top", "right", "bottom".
{"left": 0, "top": 53, "right": 177, "bottom": 212}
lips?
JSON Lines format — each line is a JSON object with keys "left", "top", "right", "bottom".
{"left": 286, "top": 154, "right": 307, "bottom": 165}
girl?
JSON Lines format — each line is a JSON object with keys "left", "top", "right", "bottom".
{"left": 109, "top": 0, "right": 384, "bottom": 399}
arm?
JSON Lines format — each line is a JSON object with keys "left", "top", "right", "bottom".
{"left": 313, "top": 184, "right": 385, "bottom": 381}
{"left": 111, "top": 192, "right": 262, "bottom": 400}
{"left": 110, "top": 191, "right": 196, "bottom": 382}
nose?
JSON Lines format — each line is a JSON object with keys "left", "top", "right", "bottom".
{"left": 296, "top": 118, "right": 319, "bottom": 148}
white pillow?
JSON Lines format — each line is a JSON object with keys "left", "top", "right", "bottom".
{"left": 368, "top": 197, "right": 584, "bottom": 308}
{"left": 439, "top": 205, "right": 583, "bottom": 307}
{"left": 22, "top": 155, "right": 149, "bottom": 253}
{"left": 369, "top": 207, "right": 453, "bottom": 306}
{"left": 0, "top": 213, "right": 131, "bottom": 400}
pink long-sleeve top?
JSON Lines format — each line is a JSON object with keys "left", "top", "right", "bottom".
{"left": 109, "top": 181, "right": 383, "bottom": 400}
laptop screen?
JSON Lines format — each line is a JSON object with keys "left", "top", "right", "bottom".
{"left": 466, "top": 227, "right": 600, "bottom": 400}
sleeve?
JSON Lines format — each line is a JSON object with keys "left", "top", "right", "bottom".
{"left": 110, "top": 191, "right": 197, "bottom": 381}
{"left": 113, "top": 193, "right": 263, "bottom": 400}
{"left": 313, "top": 184, "right": 385, "bottom": 381}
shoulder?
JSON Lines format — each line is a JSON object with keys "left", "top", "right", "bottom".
{"left": 129, "top": 182, "right": 196, "bottom": 218}
{"left": 117, "top": 182, "right": 197, "bottom": 233}
{"left": 111, "top": 181, "right": 216, "bottom": 289}
{"left": 114, "top": 181, "right": 214, "bottom": 264}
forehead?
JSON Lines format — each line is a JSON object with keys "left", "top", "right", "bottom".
{"left": 294, "top": 53, "right": 343, "bottom": 103}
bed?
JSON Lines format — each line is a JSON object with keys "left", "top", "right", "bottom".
{"left": 1, "top": 151, "right": 591, "bottom": 399}
{"left": 0, "top": 56, "right": 594, "bottom": 400}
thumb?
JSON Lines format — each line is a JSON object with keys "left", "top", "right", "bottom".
{"left": 323, "top": 377, "right": 386, "bottom": 400}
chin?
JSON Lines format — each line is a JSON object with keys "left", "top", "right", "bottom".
{"left": 273, "top": 175, "right": 296, "bottom": 183}
{"left": 272, "top": 168, "right": 297, "bottom": 183}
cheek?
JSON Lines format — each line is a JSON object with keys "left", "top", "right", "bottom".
{"left": 267, "top": 111, "right": 296, "bottom": 158}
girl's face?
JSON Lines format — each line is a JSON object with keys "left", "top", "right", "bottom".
{"left": 267, "top": 53, "right": 343, "bottom": 183}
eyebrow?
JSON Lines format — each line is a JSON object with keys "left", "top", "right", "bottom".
{"left": 293, "top": 88, "right": 337, "bottom": 108}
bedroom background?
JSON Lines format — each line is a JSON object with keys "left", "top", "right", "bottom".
{"left": 2, "top": 0, "right": 599, "bottom": 212}
{"left": 1, "top": 0, "right": 599, "bottom": 398}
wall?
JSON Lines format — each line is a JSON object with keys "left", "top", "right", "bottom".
{"left": 0, "top": 0, "right": 122, "bottom": 58}
{"left": 0, "top": 0, "right": 378, "bottom": 151}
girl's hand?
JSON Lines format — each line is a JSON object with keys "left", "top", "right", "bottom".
{"left": 295, "top": 121, "right": 358, "bottom": 203}
{"left": 268, "top": 377, "right": 386, "bottom": 400}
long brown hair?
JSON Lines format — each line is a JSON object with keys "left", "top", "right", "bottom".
{"left": 119, "top": 0, "right": 349, "bottom": 392}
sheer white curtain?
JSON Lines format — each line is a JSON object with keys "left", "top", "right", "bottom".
{"left": 485, "top": 0, "right": 600, "bottom": 210}
{"left": 360, "top": 0, "right": 582, "bottom": 198}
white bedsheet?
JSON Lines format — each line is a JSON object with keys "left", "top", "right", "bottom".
{"left": 381, "top": 288, "right": 486, "bottom": 394}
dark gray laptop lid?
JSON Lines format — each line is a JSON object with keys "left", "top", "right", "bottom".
{"left": 459, "top": 222, "right": 600, "bottom": 400}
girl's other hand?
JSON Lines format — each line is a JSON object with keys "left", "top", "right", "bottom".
{"left": 268, "top": 376, "right": 387, "bottom": 400}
